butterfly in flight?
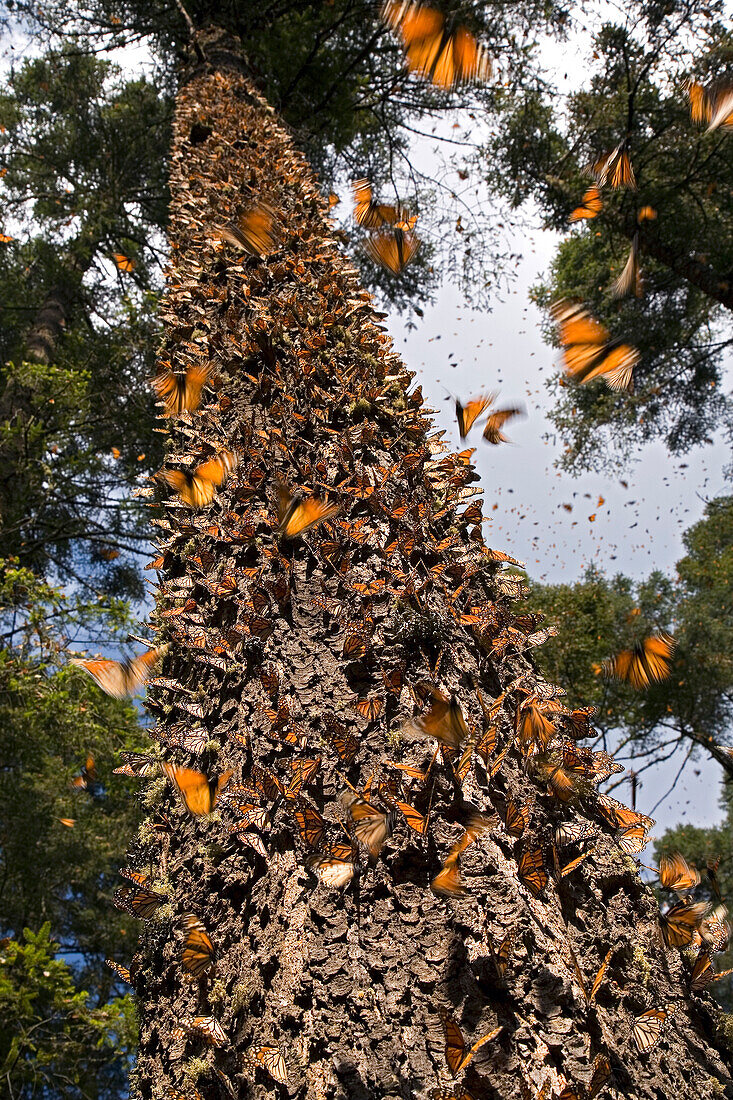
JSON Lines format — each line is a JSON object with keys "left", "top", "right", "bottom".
{"left": 569, "top": 186, "right": 602, "bottom": 222}
{"left": 407, "top": 684, "right": 468, "bottom": 749}
{"left": 611, "top": 234, "right": 642, "bottom": 299}
{"left": 454, "top": 393, "right": 492, "bottom": 439}
{"left": 438, "top": 1007, "right": 502, "bottom": 1075}
{"left": 153, "top": 363, "right": 210, "bottom": 416}
{"left": 277, "top": 480, "right": 339, "bottom": 538}
{"left": 363, "top": 226, "right": 420, "bottom": 273}
{"left": 482, "top": 402, "right": 525, "bottom": 445}
{"left": 586, "top": 143, "right": 636, "bottom": 189}
{"left": 160, "top": 451, "right": 237, "bottom": 508}
{"left": 219, "top": 202, "right": 275, "bottom": 255}
{"left": 659, "top": 899, "right": 708, "bottom": 948}
{"left": 162, "top": 763, "right": 233, "bottom": 816}
{"left": 603, "top": 633, "right": 675, "bottom": 689}
{"left": 352, "top": 178, "right": 408, "bottom": 228}
{"left": 551, "top": 300, "right": 638, "bottom": 392}
{"left": 382, "top": 1, "right": 492, "bottom": 88}
{"left": 71, "top": 754, "right": 97, "bottom": 791}
{"left": 71, "top": 646, "right": 164, "bottom": 698}
{"left": 656, "top": 852, "right": 700, "bottom": 894}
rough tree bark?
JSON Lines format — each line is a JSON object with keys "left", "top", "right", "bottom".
{"left": 126, "top": 35, "right": 733, "bottom": 1100}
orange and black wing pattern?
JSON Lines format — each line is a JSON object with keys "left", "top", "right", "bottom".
{"left": 552, "top": 300, "right": 638, "bottom": 392}
{"left": 382, "top": 1, "right": 492, "bottom": 87}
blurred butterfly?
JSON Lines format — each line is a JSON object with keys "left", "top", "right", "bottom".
{"left": 112, "top": 253, "right": 135, "bottom": 272}
{"left": 353, "top": 178, "right": 406, "bottom": 228}
{"left": 554, "top": 821, "right": 596, "bottom": 848}
{"left": 407, "top": 685, "right": 468, "bottom": 749}
{"left": 657, "top": 852, "right": 700, "bottom": 894}
{"left": 254, "top": 1046, "right": 288, "bottom": 1085}
{"left": 71, "top": 646, "right": 164, "bottom": 698}
{"left": 659, "top": 899, "right": 708, "bottom": 948}
{"left": 324, "top": 715, "right": 359, "bottom": 764}
{"left": 346, "top": 795, "right": 394, "bottom": 857}
{"left": 382, "top": 1, "right": 492, "bottom": 87}
{"left": 596, "top": 792, "right": 654, "bottom": 831}
{"left": 219, "top": 202, "right": 275, "bottom": 255}
{"left": 637, "top": 205, "right": 657, "bottom": 222}
{"left": 162, "top": 763, "right": 233, "bottom": 816}
{"left": 277, "top": 480, "right": 339, "bottom": 538}
{"left": 569, "top": 186, "right": 602, "bottom": 222}
{"left": 631, "top": 1007, "right": 666, "bottom": 1053}
{"left": 363, "top": 226, "right": 420, "bottom": 273}
{"left": 551, "top": 300, "right": 638, "bottom": 392}
{"left": 603, "top": 633, "right": 675, "bottom": 688}
{"left": 59, "top": 818, "right": 75, "bottom": 827}
{"left": 707, "top": 857, "right": 723, "bottom": 902}
{"left": 454, "top": 393, "right": 492, "bottom": 439}
{"left": 699, "top": 904, "right": 730, "bottom": 954}
{"left": 308, "top": 842, "right": 358, "bottom": 888}
{"left": 702, "top": 85, "right": 733, "bottom": 132}
{"left": 181, "top": 914, "right": 215, "bottom": 979}
{"left": 160, "top": 451, "right": 237, "bottom": 508}
{"left": 438, "top": 1007, "right": 502, "bottom": 1075}
{"left": 611, "top": 233, "right": 642, "bottom": 299}
{"left": 71, "top": 754, "right": 97, "bottom": 790}
{"left": 685, "top": 78, "right": 711, "bottom": 125}
{"left": 586, "top": 143, "right": 636, "bottom": 189}
{"left": 517, "top": 847, "right": 547, "bottom": 898}
{"left": 482, "top": 403, "right": 525, "bottom": 445}
{"left": 153, "top": 363, "right": 210, "bottom": 416}
{"left": 516, "top": 704, "right": 555, "bottom": 753}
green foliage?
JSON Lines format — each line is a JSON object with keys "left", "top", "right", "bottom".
{"left": 0, "top": 924, "right": 136, "bottom": 1100}
{"left": 529, "top": 494, "right": 733, "bottom": 765}
{"left": 483, "top": 2, "right": 733, "bottom": 470}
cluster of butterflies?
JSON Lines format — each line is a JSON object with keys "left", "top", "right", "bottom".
{"left": 64, "top": 50, "right": 727, "bottom": 1100}
{"left": 552, "top": 77, "right": 733, "bottom": 396}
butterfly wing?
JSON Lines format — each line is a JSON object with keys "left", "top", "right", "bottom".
{"left": 518, "top": 847, "right": 548, "bottom": 898}
{"left": 569, "top": 186, "right": 602, "bottom": 222}
{"left": 455, "top": 394, "right": 492, "bottom": 439}
{"left": 181, "top": 915, "right": 216, "bottom": 979}
{"left": 631, "top": 1008, "right": 666, "bottom": 1052}
{"left": 163, "top": 763, "right": 214, "bottom": 815}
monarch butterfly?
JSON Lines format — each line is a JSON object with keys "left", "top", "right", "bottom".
{"left": 355, "top": 697, "right": 384, "bottom": 722}
{"left": 324, "top": 715, "right": 359, "bottom": 764}
{"left": 587, "top": 1053, "right": 611, "bottom": 1099}
{"left": 486, "top": 931, "right": 514, "bottom": 978}
{"left": 566, "top": 944, "right": 612, "bottom": 1005}
{"left": 706, "top": 86, "right": 733, "bottom": 132}
{"left": 454, "top": 393, "right": 493, "bottom": 439}
{"left": 71, "top": 645, "right": 164, "bottom": 698}
{"left": 112, "top": 253, "right": 135, "bottom": 272}
{"left": 699, "top": 904, "right": 730, "bottom": 954}
{"left": 162, "top": 763, "right": 233, "bottom": 816}
{"left": 160, "top": 451, "right": 237, "bottom": 508}
{"left": 611, "top": 234, "right": 642, "bottom": 299}
{"left": 113, "top": 751, "right": 160, "bottom": 778}
{"left": 475, "top": 724, "right": 497, "bottom": 765}
{"left": 408, "top": 685, "right": 468, "bottom": 749}
{"left": 382, "top": 663, "right": 406, "bottom": 696}
{"left": 604, "top": 633, "right": 675, "bottom": 689}
{"left": 616, "top": 824, "right": 650, "bottom": 854}
{"left": 113, "top": 883, "right": 163, "bottom": 919}
{"left": 657, "top": 852, "right": 700, "bottom": 894}
{"left": 516, "top": 704, "right": 555, "bottom": 754}
{"left": 631, "top": 1007, "right": 666, "bottom": 1053}
{"left": 517, "top": 847, "right": 547, "bottom": 898}
{"left": 71, "top": 754, "right": 97, "bottom": 790}
{"left": 343, "top": 631, "right": 367, "bottom": 660}
{"left": 596, "top": 792, "right": 654, "bottom": 832}
{"left": 59, "top": 817, "right": 75, "bottom": 827}
{"left": 153, "top": 362, "right": 210, "bottom": 416}
{"left": 382, "top": 1, "right": 492, "bottom": 88}
{"left": 569, "top": 186, "right": 602, "bottom": 222}
{"left": 431, "top": 853, "right": 466, "bottom": 896}
{"left": 277, "top": 480, "right": 339, "bottom": 538}
{"left": 254, "top": 1045, "right": 288, "bottom": 1085}
{"left": 347, "top": 795, "right": 393, "bottom": 857}
{"left": 554, "top": 821, "right": 596, "bottom": 848}
{"left": 105, "top": 957, "right": 133, "bottom": 984}
{"left": 363, "top": 226, "right": 420, "bottom": 273}
{"left": 637, "top": 205, "right": 657, "bottom": 223}
{"left": 352, "top": 178, "right": 406, "bottom": 228}
{"left": 182, "top": 1015, "right": 227, "bottom": 1046}
{"left": 431, "top": 1088, "right": 476, "bottom": 1100}
{"left": 551, "top": 300, "right": 638, "bottom": 392}
{"left": 219, "top": 202, "right": 275, "bottom": 256}
{"left": 482, "top": 404, "right": 525, "bottom": 445}
{"left": 181, "top": 915, "right": 215, "bottom": 979}
{"left": 292, "top": 800, "right": 326, "bottom": 849}
{"left": 308, "top": 845, "right": 357, "bottom": 888}
{"left": 535, "top": 759, "right": 576, "bottom": 803}
{"left": 504, "top": 798, "right": 531, "bottom": 838}
{"left": 586, "top": 144, "right": 636, "bottom": 189}
{"left": 437, "top": 1007, "right": 502, "bottom": 1075}
{"left": 659, "top": 899, "right": 708, "bottom": 948}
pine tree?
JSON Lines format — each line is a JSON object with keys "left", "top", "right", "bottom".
{"left": 119, "top": 30, "right": 733, "bottom": 1100}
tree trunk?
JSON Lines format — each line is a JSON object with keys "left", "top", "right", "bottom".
{"left": 129, "top": 41, "right": 733, "bottom": 1100}
{"left": 23, "top": 283, "right": 73, "bottom": 364}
